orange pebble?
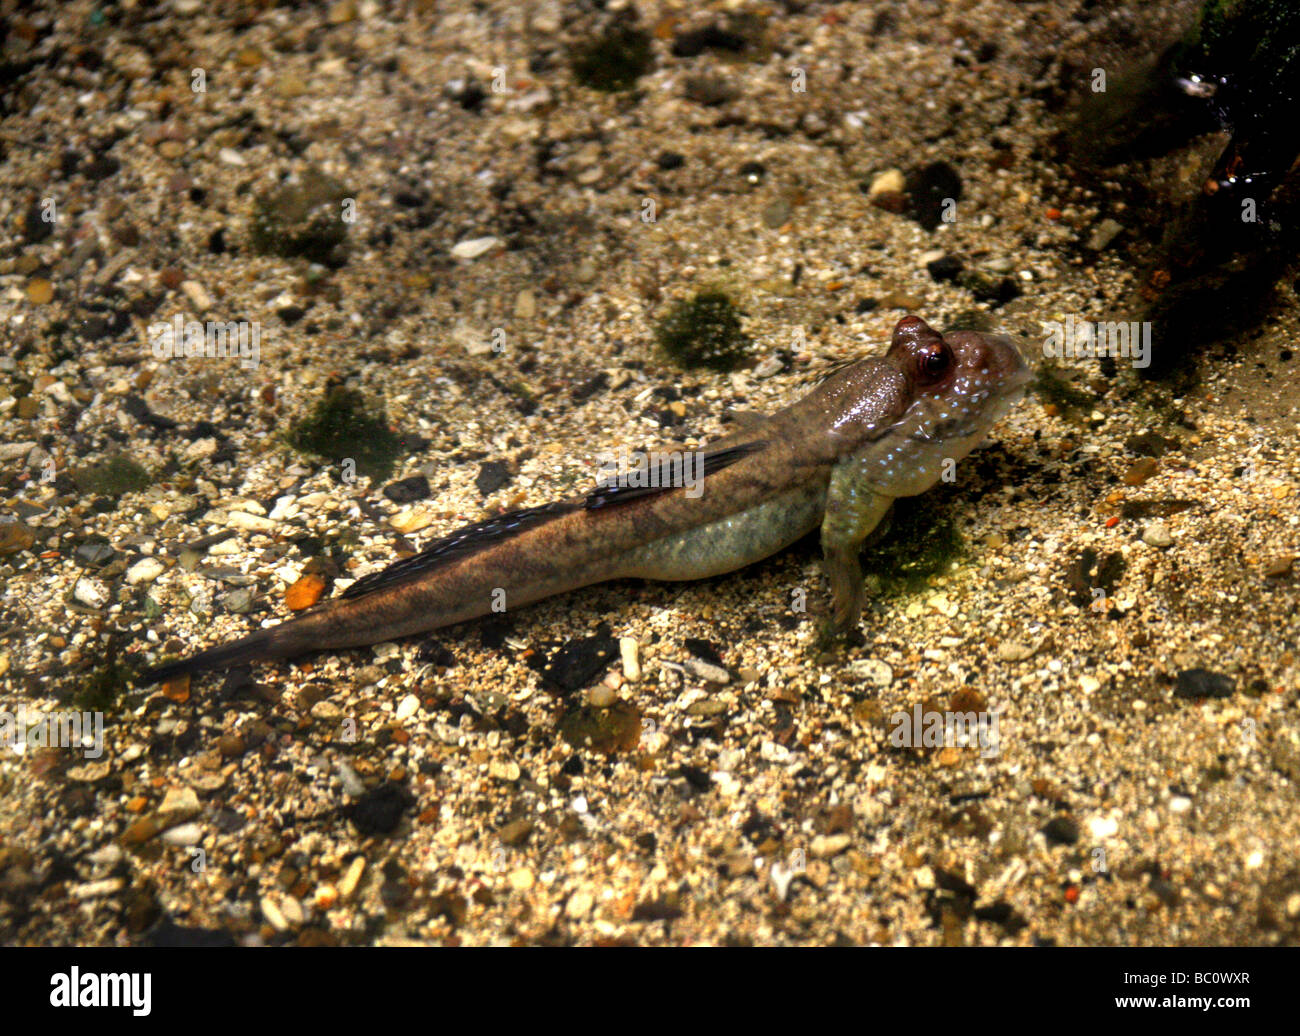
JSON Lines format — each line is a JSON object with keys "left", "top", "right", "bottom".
{"left": 285, "top": 573, "right": 327, "bottom": 610}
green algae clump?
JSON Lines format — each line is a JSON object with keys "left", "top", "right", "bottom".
{"left": 570, "top": 25, "right": 653, "bottom": 92}
{"left": 559, "top": 700, "right": 643, "bottom": 754}
{"left": 287, "top": 386, "right": 403, "bottom": 481}
{"left": 250, "top": 167, "right": 351, "bottom": 264}
{"left": 72, "top": 455, "right": 152, "bottom": 498}
{"left": 859, "top": 495, "right": 964, "bottom": 596}
{"left": 1031, "top": 361, "right": 1093, "bottom": 419}
{"left": 656, "top": 292, "right": 752, "bottom": 372}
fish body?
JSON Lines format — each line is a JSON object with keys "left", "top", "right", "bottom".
{"left": 137, "top": 316, "right": 1028, "bottom": 684}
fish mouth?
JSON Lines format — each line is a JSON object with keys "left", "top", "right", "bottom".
{"left": 986, "top": 332, "right": 1034, "bottom": 393}
{"left": 904, "top": 343, "right": 1031, "bottom": 445}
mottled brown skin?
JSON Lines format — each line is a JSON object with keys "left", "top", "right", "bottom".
{"left": 137, "top": 316, "right": 1029, "bottom": 684}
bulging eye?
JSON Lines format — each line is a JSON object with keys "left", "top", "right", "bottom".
{"left": 916, "top": 344, "right": 953, "bottom": 384}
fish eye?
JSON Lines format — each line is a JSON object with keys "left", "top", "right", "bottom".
{"left": 916, "top": 344, "right": 952, "bottom": 384}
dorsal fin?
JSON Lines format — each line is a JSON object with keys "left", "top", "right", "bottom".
{"left": 816, "top": 355, "right": 860, "bottom": 384}
{"left": 338, "top": 440, "right": 767, "bottom": 602}
{"left": 340, "top": 500, "right": 579, "bottom": 600}
{"left": 584, "top": 440, "right": 768, "bottom": 509}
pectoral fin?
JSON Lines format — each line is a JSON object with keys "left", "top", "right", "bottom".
{"left": 820, "top": 464, "right": 893, "bottom": 633}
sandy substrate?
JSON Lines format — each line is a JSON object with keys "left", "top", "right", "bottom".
{"left": 1, "top": 0, "right": 1298, "bottom": 945}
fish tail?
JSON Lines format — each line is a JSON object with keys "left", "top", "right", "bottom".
{"left": 134, "top": 616, "right": 319, "bottom": 685}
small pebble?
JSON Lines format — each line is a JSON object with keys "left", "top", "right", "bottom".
{"left": 73, "top": 576, "right": 111, "bottom": 609}
{"left": 1142, "top": 522, "right": 1173, "bottom": 548}
{"left": 587, "top": 685, "right": 617, "bottom": 708}
{"left": 684, "top": 658, "right": 729, "bottom": 684}
{"left": 125, "top": 557, "right": 165, "bottom": 585}
{"left": 160, "top": 822, "right": 202, "bottom": 846}
{"left": 451, "top": 236, "right": 501, "bottom": 260}
{"left": 867, "top": 168, "right": 905, "bottom": 198}
{"left": 508, "top": 867, "right": 534, "bottom": 891}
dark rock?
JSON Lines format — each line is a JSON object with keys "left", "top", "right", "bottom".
{"left": 23, "top": 200, "right": 53, "bottom": 244}
{"left": 683, "top": 74, "right": 737, "bottom": 107}
{"left": 956, "top": 269, "right": 1021, "bottom": 306}
{"left": 632, "top": 895, "right": 683, "bottom": 922}
{"left": 79, "top": 308, "right": 130, "bottom": 341}
{"left": 75, "top": 541, "right": 116, "bottom": 566}
{"left": 213, "top": 808, "right": 247, "bottom": 834}
{"left": 1042, "top": 816, "right": 1079, "bottom": 845}
{"left": 475, "top": 460, "right": 511, "bottom": 497}
{"left": 383, "top": 475, "right": 431, "bottom": 503}
{"left": 677, "top": 764, "right": 712, "bottom": 791}
{"left": 683, "top": 637, "right": 724, "bottom": 667}
{"left": 926, "top": 254, "right": 964, "bottom": 282}
{"left": 453, "top": 80, "right": 485, "bottom": 111}
{"left": 417, "top": 640, "right": 458, "bottom": 667}
{"left": 82, "top": 153, "right": 121, "bottom": 181}
{"left": 143, "top": 919, "right": 237, "bottom": 947}
{"left": 344, "top": 782, "right": 413, "bottom": 836}
{"left": 530, "top": 632, "right": 618, "bottom": 693}
{"left": 497, "top": 818, "right": 533, "bottom": 846}
{"left": 1174, "top": 668, "right": 1235, "bottom": 699}
{"left": 572, "top": 371, "right": 610, "bottom": 403}
{"left": 672, "top": 25, "right": 748, "bottom": 58}
{"left": 1125, "top": 432, "right": 1177, "bottom": 457}
{"left": 903, "top": 162, "right": 963, "bottom": 231}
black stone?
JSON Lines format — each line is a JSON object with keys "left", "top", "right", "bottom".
{"left": 572, "top": 371, "right": 610, "bottom": 403}
{"left": 528, "top": 632, "right": 618, "bottom": 693}
{"left": 683, "top": 637, "right": 724, "bottom": 666}
{"left": 143, "top": 919, "right": 238, "bottom": 948}
{"left": 344, "top": 782, "right": 413, "bottom": 836}
{"left": 383, "top": 475, "right": 431, "bottom": 504}
{"left": 926, "top": 254, "right": 965, "bottom": 282}
{"left": 672, "top": 25, "right": 748, "bottom": 58}
{"left": 23, "top": 200, "right": 52, "bottom": 243}
{"left": 82, "top": 153, "right": 121, "bottom": 181}
{"left": 417, "top": 640, "right": 458, "bottom": 667}
{"left": 1174, "top": 668, "right": 1235, "bottom": 699}
{"left": 1041, "top": 816, "right": 1079, "bottom": 845}
{"left": 475, "top": 460, "right": 511, "bottom": 496}
{"left": 903, "top": 161, "right": 963, "bottom": 232}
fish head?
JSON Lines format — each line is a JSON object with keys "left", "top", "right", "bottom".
{"left": 838, "top": 315, "right": 1031, "bottom": 496}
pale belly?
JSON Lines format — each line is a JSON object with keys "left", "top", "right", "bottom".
{"left": 615, "top": 484, "right": 828, "bottom": 582}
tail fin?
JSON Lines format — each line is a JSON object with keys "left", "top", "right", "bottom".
{"left": 135, "top": 627, "right": 285, "bottom": 686}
